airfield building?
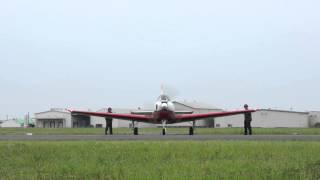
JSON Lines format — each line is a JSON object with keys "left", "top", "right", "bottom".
{"left": 0, "top": 119, "right": 22, "bottom": 128}
{"left": 35, "top": 108, "right": 92, "bottom": 128}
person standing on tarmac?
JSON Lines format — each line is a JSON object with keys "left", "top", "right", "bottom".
{"left": 244, "top": 104, "right": 252, "bottom": 135}
{"left": 105, "top": 107, "right": 113, "bottom": 135}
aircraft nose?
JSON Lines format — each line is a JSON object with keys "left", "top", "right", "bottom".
{"left": 161, "top": 103, "right": 168, "bottom": 109}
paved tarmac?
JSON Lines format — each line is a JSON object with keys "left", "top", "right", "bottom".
{"left": 0, "top": 135, "right": 320, "bottom": 141}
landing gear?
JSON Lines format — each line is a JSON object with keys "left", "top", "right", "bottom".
{"left": 132, "top": 121, "right": 139, "bottom": 135}
{"left": 162, "top": 120, "right": 167, "bottom": 135}
{"left": 162, "top": 128, "right": 166, "bottom": 135}
{"left": 189, "top": 127, "right": 194, "bottom": 135}
{"left": 134, "top": 127, "right": 139, "bottom": 135}
{"left": 189, "top": 121, "right": 196, "bottom": 135}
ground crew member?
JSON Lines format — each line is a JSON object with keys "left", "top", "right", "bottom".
{"left": 105, "top": 107, "right": 113, "bottom": 135}
{"left": 244, "top": 104, "right": 252, "bottom": 135}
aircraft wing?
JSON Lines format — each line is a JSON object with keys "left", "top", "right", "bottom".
{"left": 68, "top": 110, "right": 153, "bottom": 123}
{"left": 175, "top": 109, "right": 256, "bottom": 122}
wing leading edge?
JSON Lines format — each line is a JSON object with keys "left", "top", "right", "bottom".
{"left": 175, "top": 109, "right": 256, "bottom": 123}
{"left": 68, "top": 110, "right": 153, "bottom": 123}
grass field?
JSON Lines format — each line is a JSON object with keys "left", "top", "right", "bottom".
{"left": 0, "top": 127, "right": 319, "bottom": 135}
{"left": 0, "top": 141, "right": 320, "bottom": 179}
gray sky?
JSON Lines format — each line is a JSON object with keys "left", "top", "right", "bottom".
{"left": 1, "top": 0, "right": 320, "bottom": 119}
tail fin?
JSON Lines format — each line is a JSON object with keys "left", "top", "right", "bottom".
{"left": 161, "top": 83, "right": 165, "bottom": 95}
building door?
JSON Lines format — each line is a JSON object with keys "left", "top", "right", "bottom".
{"left": 44, "top": 121, "right": 50, "bottom": 128}
{"left": 50, "top": 121, "right": 55, "bottom": 128}
{"left": 58, "top": 120, "right": 63, "bottom": 128}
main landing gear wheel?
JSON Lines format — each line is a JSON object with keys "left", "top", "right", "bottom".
{"left": 134, "top": 127, "right": 139, "bottom": 135}
{"left": 162, "top": 128, "right": 166, "bottom": 135}
{"left": 189, "top": 127, "right": 194, "bottom": 135}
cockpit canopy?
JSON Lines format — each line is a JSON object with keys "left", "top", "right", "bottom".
{"left": 158, "top": 95, "right": 171, "bottom": 102}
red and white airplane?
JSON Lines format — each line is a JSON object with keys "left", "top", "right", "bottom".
{"left": 69, "top": 89, "right": 256, "bottom": 135}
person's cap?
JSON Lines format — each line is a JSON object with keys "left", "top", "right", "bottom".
{"left": 244, "top": 104, "right": 249, "bottom": 108}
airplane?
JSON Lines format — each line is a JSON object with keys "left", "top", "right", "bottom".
{"left": 68, "top": 88, "right": 256, "bottom": 135}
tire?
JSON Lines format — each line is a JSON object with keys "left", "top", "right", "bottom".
{"left": 134, "top": 127, "right": 139, "bottom": 135}
{"left": 189, "top": 127, "right": 194, "bottom": 135}
{"left": 162, "top": 129, "right": 166, "bottom": 135}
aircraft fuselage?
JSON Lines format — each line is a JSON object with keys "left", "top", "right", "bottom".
{"left": 152, "top": 94, "right": 177, "bottom": 123}
{"left": 152, "top": 110, "right": 176, "bottom": 123}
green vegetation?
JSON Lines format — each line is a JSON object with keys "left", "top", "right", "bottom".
{"left": 0, "top": 127, "right": 319, "bottom": 135}
{"left": 0, "top": 141, "right": 319, "bottom": 179}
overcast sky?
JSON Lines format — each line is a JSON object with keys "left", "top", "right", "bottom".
{"left": 1, "top": 0, "right": 320, "bottom": 119}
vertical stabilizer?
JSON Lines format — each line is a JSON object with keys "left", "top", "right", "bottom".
{"left": 161, "top": 84, "right": 165, "bottom": 95}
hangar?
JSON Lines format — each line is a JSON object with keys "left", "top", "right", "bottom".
{"left": 0, "top": 119, "right": 22, "bottom": 128}
{"left": 35, "top": 108, "right": 91, "bottom": 128}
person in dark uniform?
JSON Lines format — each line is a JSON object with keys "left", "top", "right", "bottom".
{"left": 244, "top": 104, "right": 252, "bottom": 135}
{"left": 105, "top": 107, "right": 113, "bottom": 135}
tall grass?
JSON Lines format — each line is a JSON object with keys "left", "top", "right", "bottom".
{"left": 0, "top": 127, "right": 319, "bottom": 135}
{"left": 0, "top": 141, "right": 319, "bottom": 179}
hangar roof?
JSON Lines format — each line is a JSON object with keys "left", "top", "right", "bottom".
{"left": 35, "top": 108, "right": 70, "bottom": 115}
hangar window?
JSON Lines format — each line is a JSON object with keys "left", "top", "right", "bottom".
{"left": 216, "top": 124, "right": 220, "bottom": 128}
{"left": 44, "top": 121, "right": 49, "bottom": 128}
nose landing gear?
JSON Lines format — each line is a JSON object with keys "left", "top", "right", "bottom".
{"left": 162, "top": 128, "right": 166, "bottom": 135}
{"left": 162, "top": 120, "right": 167, "bottom": 135}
